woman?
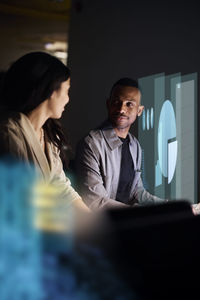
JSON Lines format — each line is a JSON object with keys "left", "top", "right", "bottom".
{"left": 0, "top": 51, "right": 90, "bottom": 231}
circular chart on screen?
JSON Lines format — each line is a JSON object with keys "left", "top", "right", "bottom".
{"left": 157, "top": 100, "right": 177, "bottom": 184}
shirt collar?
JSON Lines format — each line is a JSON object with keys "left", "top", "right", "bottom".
{"left": 100, "top": 119, "right": 135, "bottom": 150}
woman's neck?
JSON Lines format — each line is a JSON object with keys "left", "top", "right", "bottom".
{"left": 26, "top": 102, "right": 49, "bottom": 134}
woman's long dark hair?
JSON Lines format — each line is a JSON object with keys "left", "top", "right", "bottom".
{"left": 0, "top": 51, "right": 71, "bottom": 168}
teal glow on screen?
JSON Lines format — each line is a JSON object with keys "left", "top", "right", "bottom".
{"left": 138, "top": 73, "right": 197, "bottom": 203}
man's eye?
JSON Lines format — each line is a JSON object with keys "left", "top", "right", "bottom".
{"left": 126, "top": 102, "right": 134, "bottom": 107}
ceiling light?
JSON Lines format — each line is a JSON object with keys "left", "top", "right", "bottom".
{"left": 54, "top": 51, "right": 67, "bottom": 59}
{"left": 44, "top": 41, "right": 67, "bottom": 51}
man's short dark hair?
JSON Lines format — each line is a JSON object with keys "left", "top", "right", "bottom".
{"left": 109, "top": 77, "right": 141, "bottom": 98}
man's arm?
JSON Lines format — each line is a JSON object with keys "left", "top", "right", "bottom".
{"left": 75, "top": 139, "right": 127, "bottom": 211}
{"left": 133, "top": 175, "right": 167, "bottom": 205}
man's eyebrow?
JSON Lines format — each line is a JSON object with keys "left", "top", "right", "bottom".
{"left": 125, "top": 98, "right": 137, "bottom": 102}
{"left": 112, "top": 96, "right": 137, "bottom": 102}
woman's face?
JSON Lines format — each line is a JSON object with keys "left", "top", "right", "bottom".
{"left": 48, "top": 78, "right": 70, "bottom": 119}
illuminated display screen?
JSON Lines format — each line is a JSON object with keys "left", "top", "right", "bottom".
{"left": 138, "top": 73, "right": 197, "bottom": 203}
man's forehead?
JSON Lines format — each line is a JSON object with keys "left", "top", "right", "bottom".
{"left": 111, "top": 85, "right": 141, "bottom": 98}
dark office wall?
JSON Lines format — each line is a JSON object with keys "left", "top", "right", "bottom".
{"left": 63, "top": 0, "right": 200, "bottom": 151}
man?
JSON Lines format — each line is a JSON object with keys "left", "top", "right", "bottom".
{"left": 74, "top": 77, "right": 166, "bottom": 210}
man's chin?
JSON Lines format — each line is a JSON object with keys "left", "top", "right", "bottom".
{"left": 110, "top": 117, "right": 129, "bottom": 129}
{"left": 114, "top": 122, "right": 129, "bottom": 130}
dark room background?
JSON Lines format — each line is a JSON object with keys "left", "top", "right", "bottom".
{"left": 64, "top": 0, "right": 200, "bottom": 202}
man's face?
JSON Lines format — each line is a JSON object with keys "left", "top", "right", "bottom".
{"left": 107, "top": 85, "right": 144, "bottom": 130}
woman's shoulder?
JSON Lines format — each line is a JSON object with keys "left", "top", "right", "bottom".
{"left": 0, "top": 112, "right": 26, "bottom": 158}
{"left": 0, "top": 111, "right": 24, "bottom": 146}
{"left": 0, "top": 110, "right": 21, "bottom": 128}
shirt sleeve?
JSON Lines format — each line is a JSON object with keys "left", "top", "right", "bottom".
{"left": 132, "top": 175, "right": 167, "bottom": 205}
{"left": 74, "top": 138, "right": 127, "bottom": 211}
{"left": 49, "top": 144, "right": 89, "bottom": 211}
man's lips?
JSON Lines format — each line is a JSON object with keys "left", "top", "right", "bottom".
{"left": 112, "top": 114, "right": 128, "bottom": 120}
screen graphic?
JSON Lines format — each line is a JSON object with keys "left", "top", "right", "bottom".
{"left": 138, "top": 73, "right": 197, "bottom": 203}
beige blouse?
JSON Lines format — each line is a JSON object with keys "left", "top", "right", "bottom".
{"left": 0, "top": 112, "right": 89, "bottom": 231}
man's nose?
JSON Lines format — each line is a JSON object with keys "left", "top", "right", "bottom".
{"left": 118, "top": 102, "right": 126, "bottom": 113}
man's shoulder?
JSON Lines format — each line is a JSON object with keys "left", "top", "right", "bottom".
{"left": 75, "top": 128, "right": 105, "bottom": 161}
{"left": 80, "top": 128, "right": 104, "bottom": 148}
{"left": 81, "top": 120, "right": 110, "bottom": 143}
{"left": 76, "top": 122, "right": 114, "bottom": 155}
{"left": 88, "top": 127, "right": 104, "bottom": 139}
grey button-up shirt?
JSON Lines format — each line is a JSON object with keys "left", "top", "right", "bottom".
{"left": 75, "top": 121, "right": 165, "bottom": 210}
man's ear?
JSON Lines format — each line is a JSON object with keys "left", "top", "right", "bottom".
{"left": 137, "top": 105, "right": 144, "bottom": 116}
